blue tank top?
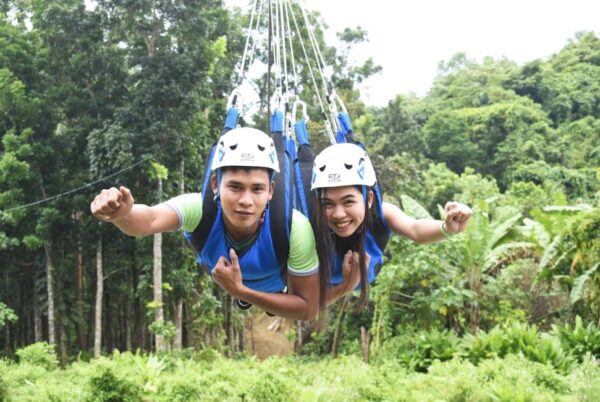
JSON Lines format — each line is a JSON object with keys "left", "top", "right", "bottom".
{"left": 185, "top": 206, "right": 285, "bottom": 292}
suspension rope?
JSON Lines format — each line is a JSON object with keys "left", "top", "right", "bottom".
{"left": 246, "top": 0, "right": 265, "bottom": 77}
{"left": 297, "top": 0, "right": 341, "bottom": 137}
{"left": 237, "top": 0, "right": 260, "bottom": 85}
{"left": 267, "top": 0, "right": 273, "bottom": 133}
{"left": 283, "top": 0, "right": 298, "bottom": 93}
{"left": 280, "top": 0, "right": 291, "bottom": 97}
{"left": 286, "top": 0, "right": 327, "bottom": 122}
{"left": 298, "top": 1, "right": 329, "bottom": 97}
{"left": 1, "top": 157, "right": 152, "bottom": 213}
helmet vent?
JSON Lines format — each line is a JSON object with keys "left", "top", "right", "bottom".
{"left": 344, "top": 163, "right": 352, "bottom": 169}
{"left": 319, "top": 165, "right": 326, "bottom": 172}
{"left": 257, "top": 144, "right": 265, "bottom": 151}
{"left": 229, "top": 144, "right": 238, "bottom": 150}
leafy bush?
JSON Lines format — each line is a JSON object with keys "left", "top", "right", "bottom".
{"left": 86, "top": 365, "right": 142, "bottom": 402}
{"left": 245, "top": 371, "right": 294, "bottom": 402}
{"left": 0, "top": 360, "right": 8, "bottom": 401}
{"left": 552, "top": 316, "right": 600, "bottom": 361}
{"left": 15, "top": 342, "right": 58, "bottom": 370}
{"left": 377, "top": 328, "right": 461, "bottom": 371}
{"left": 462, "top": 321, "right": 574, "bottom": 371}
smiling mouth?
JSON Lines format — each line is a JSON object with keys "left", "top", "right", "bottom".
{"left": 334, "top": 221, "right": 352, "bottom": 229}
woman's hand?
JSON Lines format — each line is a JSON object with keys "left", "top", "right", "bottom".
{"left": 443, "top": 202, "right": 473, "bottom": 235}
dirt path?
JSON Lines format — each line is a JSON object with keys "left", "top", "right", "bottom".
{"left": 244, "top": 311, "right": 295, "bottom": 359}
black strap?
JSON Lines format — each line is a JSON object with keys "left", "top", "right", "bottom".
{"left": 190, "top": 127, "right": 232, "bottom": 254}
{"left": 296, "top": 143, "right": 315, "bottom": 218}
{"left": 270, "top": 132, "right": 293, "bottom": 276}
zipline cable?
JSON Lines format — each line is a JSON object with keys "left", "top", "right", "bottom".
{"left": 1, "top": 157, "right": 152, "bottom": 213}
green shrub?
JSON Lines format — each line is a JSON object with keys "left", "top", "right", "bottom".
{"left": 463, "top": 321, "right": 574, "bottom": 371}
{"left": 552, "top": 315, "right": 600, "bottom": 361}
{"left": 15, "top": 342, "right": 58, "bottom": 370}
{"left": 0, "top": 360, "right": 8, "bottom": 402}
{"left": 378, "top": 328, "right": 461, "bottom": 371}
{"left": 245, "top": 371, "right": 294, "bottom": 402}
{"left": 86, "top": 365, "right": 142, "bottom": 402}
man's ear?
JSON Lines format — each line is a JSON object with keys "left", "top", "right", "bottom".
{"left": 367, "top": 190, "right": 374, "bottom": 209}
{"left": 211, "top": 173, "right": 218, "bottom": 195}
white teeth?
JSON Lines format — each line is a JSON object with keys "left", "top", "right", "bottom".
{"left": 335, "top": 222, "right": 351, "bottom": 229}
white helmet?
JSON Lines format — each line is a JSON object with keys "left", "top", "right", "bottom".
{"left": 311, "top": 143, "right": 376, "bottom": 190}
{"left": 211, "top": 127, "right": 279, "bottom": 173}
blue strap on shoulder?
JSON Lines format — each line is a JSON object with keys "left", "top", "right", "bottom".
{"left": 294, "top": 120, "right": 309, "bottom": 146}
{"left": 271, "top": 110, "right": 284, "bottom": 133}
{"left": 338, "top": 112, "right": 353, "bottom": 135}
{"left": 224, "top": 107, "right": 239, "bottom": 130}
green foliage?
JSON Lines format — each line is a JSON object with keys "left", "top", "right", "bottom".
{"left": 149, "top": 319, "right": 176, "bottom": 343}
{"left": 15, "top": 342, "right": 58, "bottom": 370}
{"left": 0, "top": 302, "right": 17, "bottom": 329}
{"left": 246, "top": 370, "right": 295, "bottom": 402}
{"left": 462, "top": 321, "right": 574, "bottom": 372}
{"left": 552, "top": 316, "right": 600, "bottom": 361}
{"left": 377, "top": 328, "right": 461, "bottom": 371}
{"left": 87, "top": 365, "right": 142, "bottom": 402}
{"left": 0, "top": 360, "right": 7, "bottom": 402}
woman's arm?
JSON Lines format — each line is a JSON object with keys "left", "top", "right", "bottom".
{"left": 383, "top": 201, "right": 472, "bottom": 243}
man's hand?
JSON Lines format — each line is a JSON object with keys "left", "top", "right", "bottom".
{"left": 443, "top": 201, "right": 473, "bottom": 234}
{"left": 212, "top": 249, "right": 245, "bottom": 298}
{"left": 91, "top": 186, "right": 134, "bottom": 222}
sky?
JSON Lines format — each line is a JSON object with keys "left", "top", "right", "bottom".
{"left": 226, "top": 0, "right": 599, "bottom": 106}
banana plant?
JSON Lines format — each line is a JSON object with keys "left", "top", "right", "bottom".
{"left": 449, "top": 199, "right": 535, "bottom": 334}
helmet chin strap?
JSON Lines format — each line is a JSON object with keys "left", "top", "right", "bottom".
{"left": 213, "top": 169, "right": 223, "bottom": 202}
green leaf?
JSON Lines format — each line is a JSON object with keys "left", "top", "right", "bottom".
{"left": 400, "top": 194, "right": 432, "bottom": 219}
{"left": 569, "top": 262, "right": 600, "bottom": 305}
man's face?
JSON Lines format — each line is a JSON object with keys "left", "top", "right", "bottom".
{"left": 212, "top": 168, "right": 274, "bottom": 240}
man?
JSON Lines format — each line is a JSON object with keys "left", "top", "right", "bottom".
{"left": 91, "top": 128, "right": 319, "bottom": 320}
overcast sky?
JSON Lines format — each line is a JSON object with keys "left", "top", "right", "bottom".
{"left": 226, "top": 0, "right": 599, "bottom": 107}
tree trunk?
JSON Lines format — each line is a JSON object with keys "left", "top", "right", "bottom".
{"left": 59, "top": 320, "right": 68, "bottom": 367}
{"left": 43, "top": 242, "right": 56, "bottom": 346}
{"left": 174, "top": 298, "right": 183, "bottom": 350}
{"left": 225, "top": 294, "right": 233, "bottom": 356}
{"left": 32, "top": 267, "right": 42, "bottom": 342}
{"left": 331, "top": 296, "right": 349, "bottom": 358}
{"left": 75, "top": 214, "right": 86, "bottom": 350}
{"left": 469, "top": 267, "right": 481, "bottom": 334}
{"left": 360, "top": 326, "right": 370, "bottom": 363}
{"left": 153, "top": 177, "right": 166, "bottom": 352}
{"left": 94, "top": 237, "right": 103, "bottom": 358}
{"left": 295, "top": 320, "right": 303, "bottom": 353}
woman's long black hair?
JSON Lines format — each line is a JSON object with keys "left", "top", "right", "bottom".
{"left": 312, "top": 186, "right": 377, "bottom": 309}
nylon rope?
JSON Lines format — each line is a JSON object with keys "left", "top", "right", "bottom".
{"left": 246, "top": 0, "right": 264, "bottom": 74}
{"left": 237, "top": 0, "right": 260, "bottom": 84}
{"left": 278, "top": 0, "right": 290, "bottom": 96}
{"left": 267, "top": 0, "right": 272, "bottom": 133}
{"left": 283, "top": 0, "right": 298, "bottom": 93}
{"left": 297, "top": 0, "right": 340, "bottom": 136}
{"left": 286, "top": 0, "right": 327, "bottom": 123}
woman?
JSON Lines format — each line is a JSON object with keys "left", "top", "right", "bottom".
{"left": 310, "top": 143, "right": 472, "bottom": 306}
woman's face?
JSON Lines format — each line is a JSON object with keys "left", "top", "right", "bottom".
{"left": 320, "top": 186, "right": 373, "bottom": 238}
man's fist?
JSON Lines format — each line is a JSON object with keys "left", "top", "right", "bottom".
{"left": 91, "top": 186, "right": 134, "bottom": 222}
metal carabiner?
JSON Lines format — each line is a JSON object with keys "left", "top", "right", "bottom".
{"left": 291, "top": 99, "right": 309, "bottom": 123}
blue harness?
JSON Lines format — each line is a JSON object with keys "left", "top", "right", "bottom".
{"left": 329, "top": 188, "right": 391, "bottom": 286}
{"left": 185, "top": 203, "right": 285, "bottom": 293}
